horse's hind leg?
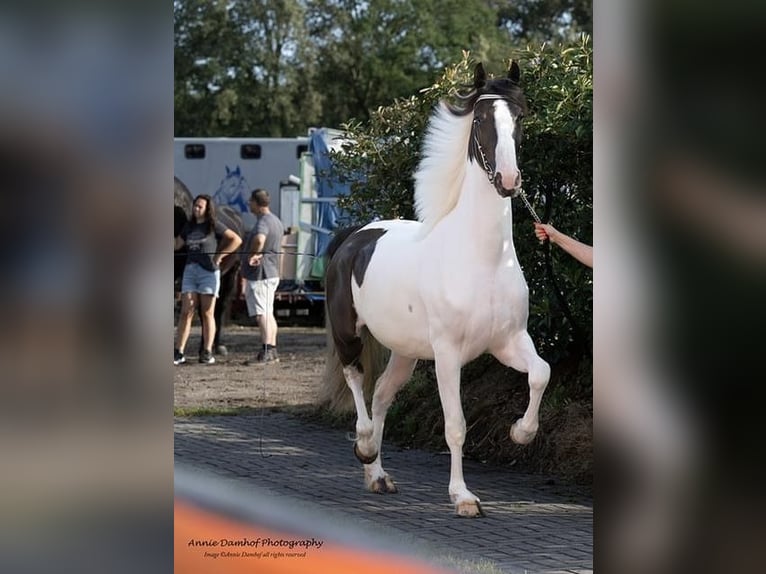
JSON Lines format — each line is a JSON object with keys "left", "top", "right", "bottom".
{"left": 213, "top": 269, "right": 237, "bottom": 355}
{"left": 363, "top": 353, "right": 417, "bottom": 494}
{"left": 492, "top": 330, "right": 551, "bottom": 444}
{"left": 341, "top": 362, "right": 375, "bottom": 463}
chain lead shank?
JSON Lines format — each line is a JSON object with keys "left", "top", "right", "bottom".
{"left": 517, "top": 188, "right": 542, "bottom": 223}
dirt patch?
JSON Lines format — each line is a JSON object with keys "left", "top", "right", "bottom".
{"left": 174, "top": 324, "right": 327, "bottom": 412}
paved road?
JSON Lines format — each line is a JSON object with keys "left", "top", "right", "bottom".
{"left": 174, "top": 412, "right": 592, "bottom": 574}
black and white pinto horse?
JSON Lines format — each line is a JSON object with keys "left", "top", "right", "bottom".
{"left": 324, "top": 62, "right": 550, "bottom": 517}
{"left": 174, "top": 177, "right": 243, "bottom": 355}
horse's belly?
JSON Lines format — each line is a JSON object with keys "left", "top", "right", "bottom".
{"left": 370, "top": 323, "right": 435, "bottom": 359}
{"left": 354, "top": 273, "right": 434, "bottom": 359}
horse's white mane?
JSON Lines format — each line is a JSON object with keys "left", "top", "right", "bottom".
{"left": 413, "top": 102, "right": 473, "bottom": 235}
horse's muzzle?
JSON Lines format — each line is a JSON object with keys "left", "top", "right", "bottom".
{"left": 494, "top": 172, "right": 521, "bottom": 198}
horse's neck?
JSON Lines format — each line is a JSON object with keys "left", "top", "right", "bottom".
{"left": 448, "top": 165, "right": 516, "bottom": 262}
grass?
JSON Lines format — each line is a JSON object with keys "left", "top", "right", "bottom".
{"left": 174, "top": 403, "right": 330, "bottom": 418}
{"left": 174, "top": 405, "right": 266, "bottom": 417}
{"left": 438, "top": 555, "right": 508, "bottom": 574}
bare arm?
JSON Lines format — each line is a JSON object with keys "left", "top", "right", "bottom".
{"left": 534, "top": 223, "right": 593, "bottom": 268}
{"left": 248, "top": 233, "right": 266, "bottom": 266}
{"left": 213, "top": 228, "right": 242, "bottom": 267}
{"left": 174, "top": 236, "right": 184, "bottom": 251}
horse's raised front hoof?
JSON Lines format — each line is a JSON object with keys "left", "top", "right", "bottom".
{"left": 215, "top": 345, "right": 228, "bottom": 356}
{"left": 509, "top": 421, "right": 537, "bottom": 445}
{"left": 370, "top": 476, "right": 398, "bottom": 494}
{"left": 353, "top": 443, "right": 378, "bottom": 465}
{"left": 455, "top": 499, "right": 484, "bottom": 518}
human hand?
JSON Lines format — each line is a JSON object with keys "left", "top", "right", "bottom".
{"left": 249, "top": 254, "right": 263, "bottom": 266}
{"left": 534, "top": 222, "right": 557, "bottom": 244}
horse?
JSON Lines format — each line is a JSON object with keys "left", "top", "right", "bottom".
{"left": 174, "top": 176, "right": 243, "bottom": 355}
{"left": 174, "top": 177, "right": 194, "bottom": 281}
{"left": 213, "top": 165, "right": 250, "bottom": 214}
{"left": 322, "top": 61, "right": 550, "bottom": 518}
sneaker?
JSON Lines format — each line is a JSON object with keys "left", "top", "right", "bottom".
{"left": 174, "top": 349, "right": 186, "bottom": 365}
{"left": 257, "top": 347, "right": 279, "bottom": 364}
{"left": 244, "top": 347, "right": 279, "bottom": 365}
{"left": 199, "top": 350, "right": 215, "bottom": 364}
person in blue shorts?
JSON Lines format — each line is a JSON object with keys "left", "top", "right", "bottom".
{"left": 174, "top": 194, "right": 242, "bottom": 365}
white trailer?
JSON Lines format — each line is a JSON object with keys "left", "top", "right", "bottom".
{"left": 173, "top": 137, "right": 309, "bottom": 232}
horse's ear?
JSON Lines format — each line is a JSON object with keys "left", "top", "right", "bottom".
{"left": 508, "top": 60, "right": 521, "bottom": 84}
{"left": 473, "top": 63, "right": 486, "bottom": 89}
{"left": 225, "top": 165, "right": 231, "bottom": 175}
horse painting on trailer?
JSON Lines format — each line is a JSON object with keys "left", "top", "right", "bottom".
{"left": 323, "top": 62, "right": 550, "bottom": 517}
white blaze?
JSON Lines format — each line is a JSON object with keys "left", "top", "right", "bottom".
{"left": 493, "top": 101, "right": 520, "bottom": 189}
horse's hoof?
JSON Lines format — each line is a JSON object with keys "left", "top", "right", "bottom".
{"left": 216, "top": 345, "right": 228, "bottom": 356}
{"left": 455, "top": 500, "right": 484, "bottom": 518}
{"left": 353, "top": 443, "right": 378, "bottom": 465}
{"left": 509, "top": 422, "right": 537, "bottom": 445}
{"left": 370, "top": 476, "right": 397, "bottom": 494}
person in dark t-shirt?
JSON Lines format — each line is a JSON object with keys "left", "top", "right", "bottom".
{"left": 174, "top": 194, "right": 242, "bottom": 365}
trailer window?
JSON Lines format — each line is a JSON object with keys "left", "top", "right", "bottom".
{"left": 296, "top": 144, "right": 308, "bottom": 159}
{"left": 184, "top": 144, "right": 205, "bottom": 159}
{"left": 241, "top": 144, "right": 262, "bottom": 159}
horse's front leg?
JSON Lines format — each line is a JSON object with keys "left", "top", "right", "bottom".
{"left": 434, "top": 348, "right": 483, "bottom": 517}
{"left": 492, "top": 330, "right": 550, "bottom": 444}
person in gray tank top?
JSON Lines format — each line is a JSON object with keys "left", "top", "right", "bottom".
{"left": 241, "top": 189, "right": 284, "bottom": 363}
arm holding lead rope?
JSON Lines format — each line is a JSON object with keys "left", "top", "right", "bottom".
{"left": 534, "top": 222, "right": 593, "bottom": 268}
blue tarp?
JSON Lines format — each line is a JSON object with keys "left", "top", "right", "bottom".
{"left": 308, "top": 129, "right": 351, "bottom": 261}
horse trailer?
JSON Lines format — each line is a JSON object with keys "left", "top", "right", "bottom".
{"left": 174, "top": 133, "right": 345, "bottom": 326}
{"left": 174, "top": 137, "right": 309, "bottom": 230}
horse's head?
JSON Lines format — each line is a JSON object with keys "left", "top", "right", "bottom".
{"left": 214, "top": 166, "right": 249, "bottom": 208}
{"left": 467, "top": 61, "right": 527, "bottom": 198}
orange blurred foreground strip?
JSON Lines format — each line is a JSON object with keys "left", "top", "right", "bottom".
{"left": 175, "top": 500, "right": 451, "bottom": 574}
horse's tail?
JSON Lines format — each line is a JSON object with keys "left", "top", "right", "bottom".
{"left": 319, "top": 225, "right": 389, "bottom": 413}
{"left": 320, "top": 327, "right": 388, "bottom": 413}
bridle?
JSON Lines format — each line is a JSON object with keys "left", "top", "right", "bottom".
{"left": 471, "top": 94, "right": 541, "bottom": 222}
{"left": 471, "top": 94, "right": 507, "bottom": 188}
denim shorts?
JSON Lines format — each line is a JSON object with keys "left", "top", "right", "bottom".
{"left": 181, "top": 263, "right": 221, "bottom": 297}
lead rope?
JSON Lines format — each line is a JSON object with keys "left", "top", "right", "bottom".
{"left": 517, "top": 188, "right": 541, "bottom": 223}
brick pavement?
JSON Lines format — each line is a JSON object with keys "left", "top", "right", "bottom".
{"left": 174, "top": 412, "right": 592, "bottom": 574}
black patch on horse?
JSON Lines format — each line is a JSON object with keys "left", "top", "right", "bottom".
{"left": 325, "top": 227, "right": 388, "bottom": 368}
